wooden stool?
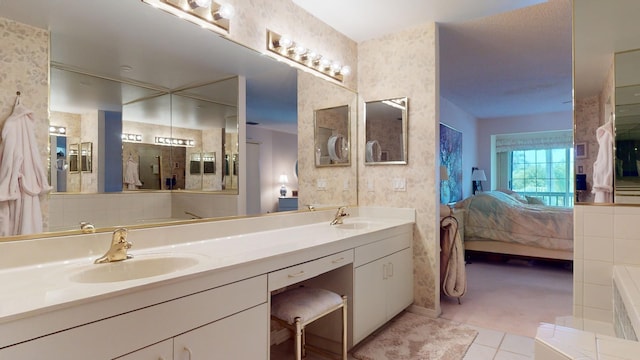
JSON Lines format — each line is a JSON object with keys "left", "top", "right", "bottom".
{"left": 271, "top": 287, "right": 347, "bottom": 360}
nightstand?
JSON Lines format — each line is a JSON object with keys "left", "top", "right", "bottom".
{"left": 278, "top": 197, "right": 298, "bottom": 212}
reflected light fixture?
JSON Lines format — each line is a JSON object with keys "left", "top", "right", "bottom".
{"left": 155, "top": 137, "right": 195, "bottom": 147}
{"left": 142, "top": 0, "right": 234, "bottom": 34}
{"left": 267, "top": 30, "right": 351, "bottom": 82}
{"left": 49, "top": 125, "right": 67, "bottom": 136}
{"left": 122, "top": 133, "right": 143, "bottom": 142}
{"left": 279, "top": 174, "right": 288, "bottom": 197}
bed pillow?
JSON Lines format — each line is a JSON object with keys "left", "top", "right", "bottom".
{"left": 525, "top": 195, "right": 545, "bottom": 205}
{"left": 495, "top": 189, "right": 527, "bottom": 203}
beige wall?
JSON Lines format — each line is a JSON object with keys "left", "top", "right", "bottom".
{"left": 357, "top": 23, "right": 440, "bottom": 313}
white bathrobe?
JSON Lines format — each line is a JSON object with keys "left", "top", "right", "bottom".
{"left": 592, "top": 119, "right": 614, "bottom": 203}
{"left": 124, "top": 158, "right": 142, "bottom": 190}
{"left": 0, "top": 101, "right": 51, "bottom": 236}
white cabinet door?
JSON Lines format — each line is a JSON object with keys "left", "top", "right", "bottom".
{"left": 173, "top": 303, "right": 268, "bottom": 360}
{"left": 114, "top": 339, "right": 173, "bottom": 360}
{"left": 386, "top": 248, "right": 414, "bottom": 318}
{"left": 353, "top": 257, "right": 387, "bottom": 345}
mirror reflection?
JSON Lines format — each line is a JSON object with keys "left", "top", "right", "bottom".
{"left": 314, "top": 105, "right": 350, "bottom": 167}
{"left": 615, "top": 49, "right": 640, "bottom": 200}
{"left": 364, "top": 97, "right": 408, "bottom": 164}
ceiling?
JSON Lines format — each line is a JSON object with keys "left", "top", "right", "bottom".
{"left": 296, "top": 0, "right": 573, "bottom": 120}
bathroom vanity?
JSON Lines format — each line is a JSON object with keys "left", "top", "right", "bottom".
{"left": 0, "top": 207, "right": 414, "bottom": 359}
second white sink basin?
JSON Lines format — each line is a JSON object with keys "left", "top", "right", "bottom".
{"left": 69, "top": 254, "right": 201, "bottom": 283}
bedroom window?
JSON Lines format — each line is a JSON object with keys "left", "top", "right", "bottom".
{"left": 509, "top": 147, "right": 574, "bottom": 207}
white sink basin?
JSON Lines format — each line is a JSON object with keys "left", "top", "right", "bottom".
{"left": 334, "top": 221, "right": 373, "bottom": 230}
{"left": 69, "top": 254, "right": 201, "bottom": 283}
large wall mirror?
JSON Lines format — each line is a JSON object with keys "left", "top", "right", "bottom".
{"left": 0, "top": 0, "right": 312, "bottom": 238}
{"left": 364, "top": 97, "right": 408, "bottom": 164}
{"left": 314, "top": 105, "right": 350, "bottom": 167}
{"left": 614, "top": 49, "right": 640, "bottom": 202}
{"left": 574, "top": 0, "right": 640, "bottom": 205}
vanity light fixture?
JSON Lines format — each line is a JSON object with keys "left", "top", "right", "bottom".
{"left": 141, "top": 0, "right": 234, "bottom": 34}
{"left": 122, "top": 133, "right": 143, "bottom": 142}
{"left": 155, "top": 136, "right": 195, "bottom": 147}
{"left": 267, "top": 30, "right": 351, "bottom": 82}
{"left": 49, "top": 125, "right": 67, "bottom": 136}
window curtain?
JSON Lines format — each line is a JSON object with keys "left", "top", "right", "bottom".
{"left": 495, "top": 130, "right": 572, "bottom": 153}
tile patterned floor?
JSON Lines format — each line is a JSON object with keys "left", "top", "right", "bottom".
{"left": 463, "top": 325, "right": 535, "bottom": 359}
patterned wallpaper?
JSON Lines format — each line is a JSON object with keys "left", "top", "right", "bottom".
{"left": 298, "top": 71, "right": 358, "bottom": 208}
{"left": 0, "top": 18, "right": 50, "bottom": 231}
{"left": 357, "top": 23, "right": 439, "bottom": 311}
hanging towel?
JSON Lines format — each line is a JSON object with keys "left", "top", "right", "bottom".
{"left": 0, "top": 100, "right": 52, "bottom": 236}
{"left": 124, "top": 158, "right": 142, "bottom": 190}
{"left": 592, "top": 117, "right": 614, "bottom": 203}
{"left": 440, "top": 215, "right": 466, "bottom": 301}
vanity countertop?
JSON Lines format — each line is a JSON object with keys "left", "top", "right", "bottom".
{"left": 0, "top": 208, "right": 414, "bottom": 337}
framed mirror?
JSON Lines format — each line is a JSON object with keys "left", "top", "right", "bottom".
{"left": 314, "top": 105, "right": 350, "bottom": 167}
{"left": 68, "top": 143, "right": 79, "bottom": 173}
{"left": 80, "top": 142, "right": 92, "bottom": 172}
{"left": 364, "top": 97, "right": 408, "bottom": 164}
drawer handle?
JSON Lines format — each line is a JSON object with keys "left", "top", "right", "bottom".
{"left": 332, "top": 257, "right": 345, "bottom": 264}
{"left": 288, "top": 270, "right": 305, "bottom": 278}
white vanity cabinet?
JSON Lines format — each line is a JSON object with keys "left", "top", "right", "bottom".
{"left": 0, "top": 275, "right": 267, "bottom": 360}
{"left": 353, "top": 232, "right": 413, "bottom": 345}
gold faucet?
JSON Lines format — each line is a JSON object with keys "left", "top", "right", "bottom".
{"left": 94, "top": 228, "right": 133, "bottom": 264}
{"left": 330, "top": 206, "right": 349, "bottom": 225}
{"left": 80, "top": 221, "right": 95, "bottom": 234}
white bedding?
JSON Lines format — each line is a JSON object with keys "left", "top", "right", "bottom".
{"left": 454, "top": 191, "right": 573, "bottom": 251}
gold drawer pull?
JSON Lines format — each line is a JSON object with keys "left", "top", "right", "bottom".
{"left": 288, "top": 270, "right": 305, "bottom": 278}
{"left": 332, "top": 257, "right": 345, "bottom": 264}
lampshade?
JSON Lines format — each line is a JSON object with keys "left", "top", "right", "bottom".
{"left": 440, "top": 166, "right": 449, "bottom": 181}
{"left": 279, "top": 174, "right": 288, "bottom": 184}
{"left": 471, "top": 169, "right": 487, "bottom": 181}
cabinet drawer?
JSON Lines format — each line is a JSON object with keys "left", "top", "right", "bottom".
{"left": 354, "top": 233, "right": 411, "bottom": 267}
{"left": 268, "top": 249, "right": 353, "bottom": 291}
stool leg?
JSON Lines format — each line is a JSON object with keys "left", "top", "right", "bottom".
{"left": 294, "top": 317, "right": 302, "bottom": 360}
{"left": 342, "top": 296, "right": 348, "bottom": 360}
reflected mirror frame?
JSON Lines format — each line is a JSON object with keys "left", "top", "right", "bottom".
{"left": 364, "top": 97, "right": 409, "bottom": 165}
{"left": 313, "top": 104, "right": 351, "bottom": 167}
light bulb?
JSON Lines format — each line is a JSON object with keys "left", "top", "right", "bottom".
{"left": 278, "top": 35, "right": 293, "bottom": 49}
{"left": 331, "top": 61, "right": 342, "bottom": 73}
{"left": 215, "top": 3, "right": 235, "bottom": 19}
{"left": 188, "top": 0, "right": 212, "bottom": 9}
{"left": 340, "top": 65, "right": 351, "bottom": 76}
{"left": 319, "top": 57, "right": 332, "bottom": 69}
{"left": 294, "top": 44, "right": 307, "bottom": 56}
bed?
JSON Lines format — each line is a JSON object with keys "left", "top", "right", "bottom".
{"left": 453, "top": 190, "right": 573, "bottom": 261}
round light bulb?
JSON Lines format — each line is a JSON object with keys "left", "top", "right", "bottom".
{"left": 217, "top": 3, "right": 235, "bottom": 19}
{"left": 278, "top": 35, "right": 293, "bottom": 49}
{"left": 340, "top": 65, "right": 352, "bottom": 76}
{"left": 49, "top": 126, "right": 56, "bottom": 133}
{"left": 331, "top": 61, "right": 342, "bottom": 73}
{"left": 58, "top": 127, "right": 66, "bottom": 134}
{"left": 319, "top": 57, "right": 332, "bottom": 69}
{"left": 294, "top": 44, "right": 307, "bottom": 56}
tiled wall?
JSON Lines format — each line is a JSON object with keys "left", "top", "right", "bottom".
{"left": 357, "top": 23, "right": 440, "bottom": 312}
{"left": 574, "top": 205, "right": 640, "bottom": 323}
